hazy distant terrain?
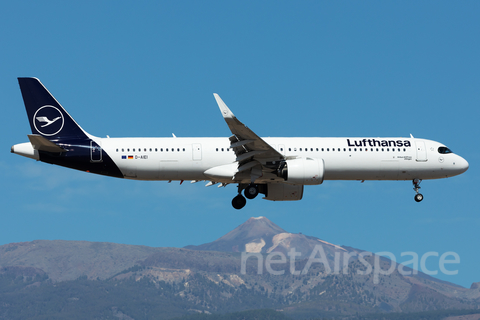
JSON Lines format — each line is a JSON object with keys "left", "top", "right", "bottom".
{"left": 0, "top": 217, "right": 478, "bottom": 319}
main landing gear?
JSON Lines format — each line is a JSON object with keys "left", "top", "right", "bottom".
{"left": 413, "top": 179, "right": 424, "bottom": 202}
{"left": 232, "top": 194, "right": 247, "bottom": 210}
{"left": 232, "top": 183, "right": 259, "bottom": 210}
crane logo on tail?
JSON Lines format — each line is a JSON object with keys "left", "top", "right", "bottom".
{"left": 33, "top": 105, "right": 64, "bottom": 136}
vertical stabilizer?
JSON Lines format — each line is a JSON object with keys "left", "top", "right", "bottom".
{"left": 18, "top": 78, "right": 89, "bottom": 140}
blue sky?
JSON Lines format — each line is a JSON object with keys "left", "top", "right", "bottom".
{"left": 1, "top": 2, "right": 479, "bottom": 288}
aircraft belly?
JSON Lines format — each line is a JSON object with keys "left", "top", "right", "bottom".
{"left": 324, "top": 155, "right": 452, "bottom": 181}
{"left": 324, "top": 157, "right": 402, "bottom": 181}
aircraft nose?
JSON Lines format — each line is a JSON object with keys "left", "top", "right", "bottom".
{"left": 455, "top": 156, "right": 469, "bottom": 174}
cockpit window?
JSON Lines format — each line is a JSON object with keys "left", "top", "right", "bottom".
{"left": 438, "top": 146, "right": 453, "bottom": 154}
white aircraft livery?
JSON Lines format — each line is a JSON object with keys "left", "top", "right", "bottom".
{"left": 12, "top": 78, "right": 469, "bottom": 209}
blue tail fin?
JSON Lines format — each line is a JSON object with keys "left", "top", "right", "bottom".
{"left": 18, "top": 78, "right": 89, "bottom": 140}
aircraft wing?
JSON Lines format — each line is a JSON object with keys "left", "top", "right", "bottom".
{"left": 214, "top": 94, "right": 284, "bottom": 182}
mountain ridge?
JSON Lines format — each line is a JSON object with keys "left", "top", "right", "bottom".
{"left": 0, "top": 216, "right": 478, "bottom": 318}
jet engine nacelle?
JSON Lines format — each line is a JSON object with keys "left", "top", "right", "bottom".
{"left": 278, "top": 158, "right": 325, "bottom": 185}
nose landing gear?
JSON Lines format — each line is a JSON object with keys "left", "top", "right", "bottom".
{"left": 413, "top": 179, "right": 423, "bottom": 202}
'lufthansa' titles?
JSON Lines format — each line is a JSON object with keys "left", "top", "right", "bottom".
{"left": 347, "top": 139, "right": 411, "bottom": 148}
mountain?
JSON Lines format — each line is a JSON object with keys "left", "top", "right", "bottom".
{"left": 185, "top": 216, "right": 350, "bottom": 261}
{"left": 0, "top": 217, "right": 479, "bottom": 319}
{"left": 0, "top": 240, "right": 163, "bottom": 281}
{"left": 185, "top": 216, "right": 287, "bottom": 253}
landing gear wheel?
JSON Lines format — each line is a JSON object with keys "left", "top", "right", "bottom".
{"left": 232, "top": 194, "right": 247, "bottom": 210}
{"left": 414, "top": 193, "right": 424, "bottom": 202}
{"left": 244, "top": 184, "right": 259, "bottom": 200}
{"left": 412, "top": 179, "right": 423, "bottom": 203}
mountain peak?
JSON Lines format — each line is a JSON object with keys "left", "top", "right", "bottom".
{"left": 185, "top": 216, "right": 355, "bottom": 261}
{"left": 248, "top": 216, "right": 265, "bottom": 220}
{"left": 185, "top": 216, "right": 286, "bottom": 253}
{"left": 216, "top": 216, "right": 286, "bottom": 242}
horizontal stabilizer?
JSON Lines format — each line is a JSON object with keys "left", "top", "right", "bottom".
{"left": 28, "top": 134, "right": 66, "bottom": 152}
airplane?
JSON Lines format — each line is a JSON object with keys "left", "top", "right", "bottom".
{"left": 11, "top": 78, "right": 469, "bottom": 209}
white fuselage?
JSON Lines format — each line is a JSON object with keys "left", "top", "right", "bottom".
{"left": 98, "top": 136, "right": 468, "bottom": 183}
